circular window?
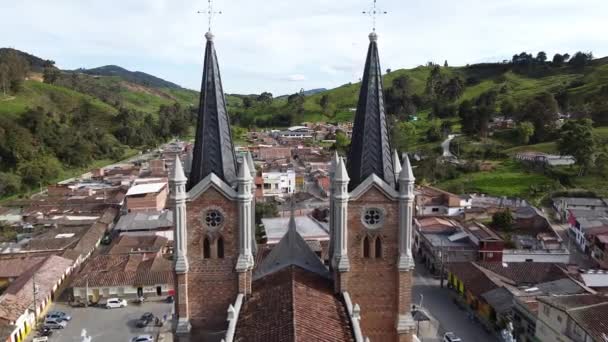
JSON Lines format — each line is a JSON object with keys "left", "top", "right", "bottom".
{"left": 363, "top": 208, "right": 383, "bottom": 229}
{"left": 204, "top": 209, "right": 224, "bottom": 229}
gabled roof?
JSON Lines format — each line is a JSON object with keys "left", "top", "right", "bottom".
{"left": 235, "top": 266, "right": 354, "bottom": 342}
{"left": 347, "top": 32, "right": 395, "bottom": 191}
{"left": 188, "top": 32, "right": 237, "bottom": 190}
{"left": 253, "top": 212, "right": 329, "bottom": 281}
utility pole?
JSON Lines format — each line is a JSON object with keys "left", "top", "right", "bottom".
{"left": 85, "top": 278, "right": 89, "bottom": 308}
{"left": 440, "top": 239, "right": 445, "bottom": 288}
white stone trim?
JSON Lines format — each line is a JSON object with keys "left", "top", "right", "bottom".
{"left": 188, "top": 173, "right": 238, "bottom": 201}
{"left": 349, "top": 174, "right": 398, "bottom": 201}
{"left": 343, "top": 292, "right": 368, "bottom": 342}
{"left": 222, "top": 293, "right": 244, "bottom": 342}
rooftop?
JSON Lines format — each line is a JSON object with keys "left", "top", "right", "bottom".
{"left": 262, "top": 215, "right": 329, "bottom": 244}
{"left": 115, "top": 210, "right": 173, "bottom": 231}
{"left": 125, "top": 182, "right": 166, "bottom": 196}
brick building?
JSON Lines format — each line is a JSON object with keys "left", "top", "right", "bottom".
{"left": 170, "top": 30, "right": 416, "bottom": 341}
{"left": 125, "top": 182, "right": 168, "bottom": 212}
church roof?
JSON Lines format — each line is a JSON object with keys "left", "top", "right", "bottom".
{"left": 347, "top": 32, "right": 395, "bottom": 191}
{"left": 235, "top": 266, "right": 355, "bottom": 342}
{"left": 253, "top": 210, "right": 329, "bottom": 281}
{"left": 187, "top": 32, "right": 237, "bottom": 190}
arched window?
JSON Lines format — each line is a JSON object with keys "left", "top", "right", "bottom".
{"left": 217, "top": 237, "right": 224, "bottom": 258}
{"left": 203, "top": 237, "right": 211, "bottom": 259}
{"left": 375, "top": 237, "right": 382, "bottom": 258}
{"left": 363, "top": 236, "right": 370, "bottom": 258}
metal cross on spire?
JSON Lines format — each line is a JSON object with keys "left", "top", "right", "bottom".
{"left": 197, "top": 0, "right": 222, "bottom": 32}
{"left": 362, "top": 0, "right": 388, "bottom": 32}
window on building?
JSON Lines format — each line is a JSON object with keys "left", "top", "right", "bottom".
{"left": 432, "top": 208, "right": 439, "bottom": 212}
{"left": 203, "top": 238, "right": 211, "bottom": 258}
{"left": 362, "top": 208, "right": 384, "bottom": 229}
{"left": 363, "top": 236, "right": 370, "bottom": 258}
{"left": 487, "top": 252, "right": 494, "bottom": 258}
{"left": 217, "top": 237, "right": 224, "bottom": 258}
{"left": 375, "top": 237, "right": 382, "bottom": 258}
{"left": 557, "top": 315, "right": 562, "bottom": 323}
{"left": 543, "top": 305, "right": 550, "bottom": 317}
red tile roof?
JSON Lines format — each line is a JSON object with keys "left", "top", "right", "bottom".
{"left": 235, "top": 266, "right": 354, "bottom": 342}
{"left": 71, "top": 254, "right": 172, "bottom": 288}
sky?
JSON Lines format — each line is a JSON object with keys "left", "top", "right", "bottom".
{"left": 1, "top": 0, "right": 607, "bottom": 95}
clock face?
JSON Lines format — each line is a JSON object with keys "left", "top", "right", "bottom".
{"left": 203, "top": 209, "right": 224, "bottom": 230}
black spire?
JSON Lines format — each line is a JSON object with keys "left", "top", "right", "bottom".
{"left": 347, "top": 32, "right": 395, "bottom": 190}
{"left": 187, "top": 32, "right": 237, "bottom": 190}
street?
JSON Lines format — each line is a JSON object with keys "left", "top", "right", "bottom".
{"left": 413, "top": 261, "right": 497, "bottom": 342}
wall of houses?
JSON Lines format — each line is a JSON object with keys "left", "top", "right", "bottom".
{"left": 126, "top": 187, "right": 168, "bottom": 212}
{"left": 535, "top": 302, "right": 574, "bottom": 342}
{"left": 72, "top": 283, "right": 173, "bottom": 302}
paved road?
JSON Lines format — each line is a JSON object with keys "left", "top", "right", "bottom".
{"left": 441, "top": 134, "right": 459, "bottom": 158}
{"left": 413, "top": 261, "right": 497, "bottom": 342}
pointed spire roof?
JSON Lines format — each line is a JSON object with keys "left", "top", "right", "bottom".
{"left": 347, "top": 32, "right": 394, "bottom": 191}
{"left": 246, "top": 151, "right": 256, "bottom": 176}
{"left": 237, "top": 159, "right": 252, "bottom": 181}
{"left": 253, "top": 200, "right": 329, "bottom": 280}
{"left": 335, "top": 157, "right": 350, "bottom": 182}
{"left": 399, "top": 154, "right": 415, "bottom": 181}
{"left": 187, "top": 32, "right": 237, "bottom": 190}
{"left": 171, "top": 156, "right": 187, "bottom": 182}
{"left": 393, "top": 149, "right": 402, "bottom": 176}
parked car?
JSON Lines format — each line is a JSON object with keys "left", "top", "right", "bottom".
{"left": 443, "top": 332, "right": 462, "bottom": 342}
{"left": 131, "top": 335, "right": 154, "bottom": 342}
{"left": 37, "top": 326, "right": 53, "bottom": 337}
{"left": 44, "top": 319, "right": 68, "bottom": 329}
{"left": 46, "top": 311, "right": 72, "bottom": 321}
{"left": 106, "top": 298, "right": 128, "bottom": 309}
{"left": 136, "top": 313, "right": 155, "bottom": 328}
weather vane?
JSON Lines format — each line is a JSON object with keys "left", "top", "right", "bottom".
{"left": 197, "top": 0, "right": 222, "bottom": 32}
{"left": 362, "top": 0, "right": 388, "bottom": 32}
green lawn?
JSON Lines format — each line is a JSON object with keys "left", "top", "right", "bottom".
{"left": 436, "top": 160, "right": 556, "bottom": 200}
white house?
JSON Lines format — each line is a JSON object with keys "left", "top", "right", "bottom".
{"left": 261, "top": 170, "right": 296, "bottom": 198}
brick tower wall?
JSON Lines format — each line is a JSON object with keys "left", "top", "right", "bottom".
{"left": 343, "top": 186, "right": 400, "bottom": 341}
{"left": 185, "top": 187, "right": 240, "bottom": 331}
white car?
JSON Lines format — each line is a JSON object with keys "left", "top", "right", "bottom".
{"left": 131, "top": 335, "right": 154, "bottom": 342}
{"left": 44, "top": 319, "right": 67, "bottom": 329}
{"left": 443, "top": 332, "right": 462, "bottom": 342}
{"left": 105, "top": 298, "right": 128, "bottom": 309}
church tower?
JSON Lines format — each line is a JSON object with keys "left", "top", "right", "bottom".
{"left": 171, "top": 30, "right": 255, "bottom": 337}
{"left": 331, "top": 31, "right": 416, "bottom": 341}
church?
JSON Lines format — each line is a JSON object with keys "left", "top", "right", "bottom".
{"left": 170, "top": 28, "right": 418, "bottom": 342}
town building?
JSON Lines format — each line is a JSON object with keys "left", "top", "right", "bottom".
{"left": 567, "top": 208, "right": 608, "bottom": 253}
{"left": 170, "top": 30, "right": 418, "bottom": 341}
{"left": 415, "top": 186, "right": 472, "bottom": 216}
{"left": 553, "top": 197, "right": 608, "bottom": 222}
{"left": 124, "top": 182, "right": 168, "bottom": 212}
{"left": 114, "top": 210, "right": 174, "bottom": 240}
{"left": 534, "top": 294, "right": 608, "bottom": 342}
{"left": 261, "top": 215, "right": 329, "bottom": 244}
{"left": 71, "top": 253, "right": 173, "bottom": 303}
{"left": 259, "top": 170, "right": 296, "bottom": 199}
{"left": 515, "top": 152, "right": 576, "bottom": 167}
{"left": 0, "top": 255, "right": 74, "bottom": 342}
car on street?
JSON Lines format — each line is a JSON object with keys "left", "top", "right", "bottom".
{"left": 46, "top": 311, "right": 72, "bottom": 321}
{"left": 44, "top": 319, "right": 68, "bottom": 329}
{"left": 443, "top": 332, "right": 462, "bottom": 342}
{"left": 106, "top": 297, "right": 128, "bottom": 309}
{"left": 136, "top": 312, "right": 155, "bottom": 328}
{"left": 131, "top": 335, "right": 154, "bottom": 342}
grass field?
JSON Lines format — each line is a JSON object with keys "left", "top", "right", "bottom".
{"left": 436, "top": 160, "right": 557, "bottom": 201}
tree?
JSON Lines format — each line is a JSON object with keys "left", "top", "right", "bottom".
{"left": 42, "top": 60, "right": 60, "bottom": 84}
{"left": 519, "top": 92, "right": 559, "bottom": 142}
{"left": 536, "top": 51, "right": 547, "bottom": 63}
{"left": 0, "top": 172, "right": 21, "bottom": 197}
{"left": 319, "top": 94, "right": 330, "bottom": 114}
{"left": 492, "top": 209, "right": 514, "bottom": 231}
{"left": 425, "top": 65, "right": 443, "bottom": 99}
{"left": 391, "top": 121, "right": 416, "bottom": 152}
{"left": 425, "top": 120, "right": 442, "bottom": 142}
{"left": 558, "top": 118, "right": 596, "bottom": 175}
{"left": 569, "top": 51, "right": 593, "bottom": 68}
{"left": 0, "top": 50, "right": 29, "bottom": 93}
{"left": 500, "top": 98, "right": 517, "bottom": 118}
{"left": 516, "top": 121, "right": 535, "bottom": 145}
{"left": 552, "top": 53, "right": 565, "bottom": 67}
{"left": 444, "top": 60, "right": 449, "bottom": 67}
{"left": 385, "top": 75, "right": 416, "bottom": 119}
{"left": 386, "top": 68, "right": 391, "bottom": 74}
{"left": 334, "top": 131, "right": 350, "bottom": 155}
{"left": 242, "top": 97, "right": 253, "bottom": 109}
{"left": 17, "top": 154, "right": 63, "bottom": 188}
{"left": 256, "top": 92, "right": 273, "bottom": 105}
{"left": 439, "top": 77, "right": 465, "bottom": 102}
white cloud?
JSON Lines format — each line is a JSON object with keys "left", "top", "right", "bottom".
{"left": 285, "top": 74, "right": 306, "bottom": 82}
{"left": 0, "top": 0, "right": 606, "bottom": 94}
